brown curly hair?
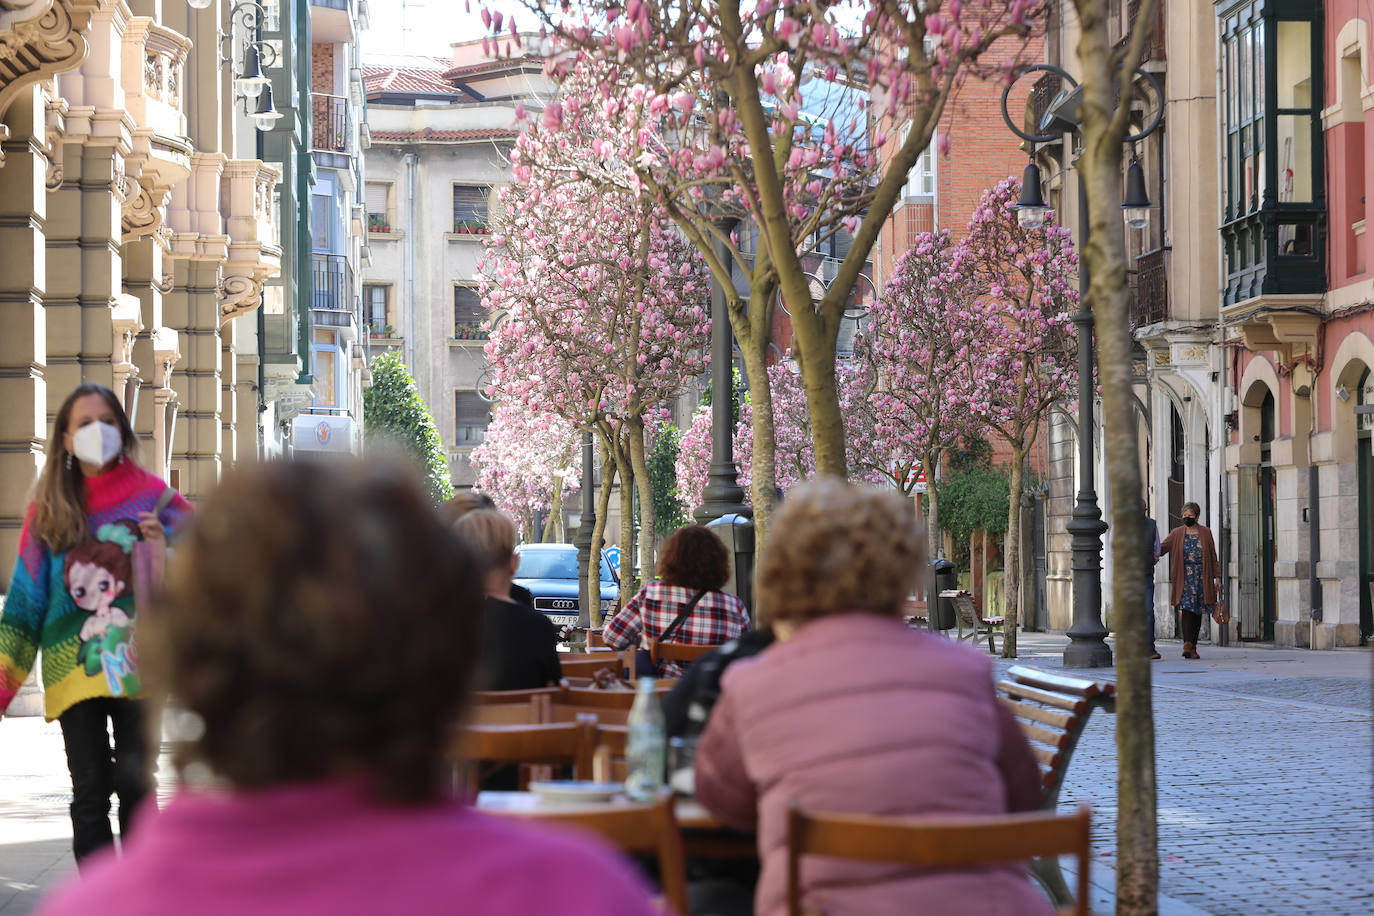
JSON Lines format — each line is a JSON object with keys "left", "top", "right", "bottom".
{"left": 656, "top": 525, "right": 731, "bottom": 592}
{"left": 757, "top": 478, "right": 925, "bottom": 624}
{"left": 143, "top": 458, "right": 482, "bottom": 804}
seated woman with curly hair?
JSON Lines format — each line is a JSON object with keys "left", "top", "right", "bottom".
{"left": 602, "top": 525, "right": 751, "bottom": 678}
{"left": 37, "top": 459, "right": 657, "bottom": 916}
{"left": 693, "top": 479, "right": 1048, "bottom": 916}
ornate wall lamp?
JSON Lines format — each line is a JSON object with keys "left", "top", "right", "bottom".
{"left": 188, "top": 0, "right": 282, "bottom": 131}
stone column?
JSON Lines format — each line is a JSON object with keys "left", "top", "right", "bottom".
{"left": 163, "top": 257, "right": 221, "bottom": 499}
{"left": 0, "top": 88, "right": 49, "bottom": 587}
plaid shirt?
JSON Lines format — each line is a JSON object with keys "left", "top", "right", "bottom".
{"left": 602, "top": 582, "right": 750, "bottom": 678}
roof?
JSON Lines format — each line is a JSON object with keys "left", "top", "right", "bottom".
{"left": 368, "top": 127, "right": 520, "bottom": 144}
{"left": 363, "top": 63, "right": 468, "bottom": 101}
{"left": 442, "top": 54, "right": 545, "bottom": 82}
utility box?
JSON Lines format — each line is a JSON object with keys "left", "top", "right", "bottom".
{"left": 707, "top": 513, "right": 755, "bottom": 614}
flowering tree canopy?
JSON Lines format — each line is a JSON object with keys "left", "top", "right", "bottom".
{"left": 482, "top": 0, "right": 1042, "bottom": 544}
{"left": 468, "top": 401, "right": 580, "bottom": 538}
{"left": 959, "top": 177, "right": 1077, "bottom": 655}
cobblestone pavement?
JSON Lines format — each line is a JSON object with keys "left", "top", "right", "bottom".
{"left": 991, "top": 632, "right": 1374, "bottom": 916}
{"left": 3, "top": 634, "right": 1371, "bottom": 915}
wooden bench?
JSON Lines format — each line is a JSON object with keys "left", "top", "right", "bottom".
{"left": 941, "top": 589, "right": 1003, "bottom": 653}
{"left": 997, "top": 665, "right": 1116, "bottom": 907}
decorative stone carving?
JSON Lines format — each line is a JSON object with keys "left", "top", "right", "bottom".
{"left": 121, "top": 178, "right": 159, "bottom": 240}
{"left": 0, "top": 0, "right": 105, "bottom": 168}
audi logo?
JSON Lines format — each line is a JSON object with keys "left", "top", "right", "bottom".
{"left": 551, "top": 599, "right": 576, "bottom": 610}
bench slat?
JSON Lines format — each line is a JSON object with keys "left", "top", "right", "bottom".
{"left": 1029, "top": 745, "right": 1062, "bottom": 770}
{"left": 998, "top": 696, "right": 1078, "bottom": 730}
{"left": 1006, "top": 665, "right": 1116, "bottom": 700}
{"left": 1019, "top": 722, "right": 1072, "bottom": 750}
{"left": 999, "top": 682, "right": 1088, "bottom": 714}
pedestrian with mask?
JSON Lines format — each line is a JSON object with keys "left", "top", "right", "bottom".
{"left": 0, "top": 383, "right": 192, "bottom": 867}
{"left": 1159, "top": 501, "right": 1221, "bottom": 659}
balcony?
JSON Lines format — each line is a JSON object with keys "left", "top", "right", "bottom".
{"left": 1132, "top": 248, "right": 1168, "bottom": 328}
{"left": 1028, "top": 72, "right": 1063, "bottom": 140}
{"left": 1116, "top": 0, "right": 1165, "bottom": 63}
{"left": 312, "top": 94, "right": 352, "bottom": 156}
{"left": 312, "top": 253, "right": 355, "bottom": 329}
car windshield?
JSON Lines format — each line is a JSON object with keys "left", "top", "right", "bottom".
{"left": 516, "top": 550, "right": 615, "bottom": 583}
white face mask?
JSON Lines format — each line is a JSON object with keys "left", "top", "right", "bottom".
{"left": 72, "top": 421, "right": 124, "bottom": 468}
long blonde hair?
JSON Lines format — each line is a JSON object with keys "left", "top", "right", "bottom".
{"left": 32, "top": 383, "right": 138, "bottom": 553}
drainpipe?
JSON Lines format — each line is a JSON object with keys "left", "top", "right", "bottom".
{"left": 1308, "top": 400, "right": 1322, "bottom": 647}
{"left": 405, "top": 151, "right": 418, "bottom": 372}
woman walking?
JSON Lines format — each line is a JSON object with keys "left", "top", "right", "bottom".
{"left": 1159, "top": 501, "right": 1221, "bottom": 659}
{"left": 0, "top": 383, "right": 191, "bottom": 866}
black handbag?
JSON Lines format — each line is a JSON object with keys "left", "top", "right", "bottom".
{"left": 634, "top": 589, "right": 707, "bottom": 679}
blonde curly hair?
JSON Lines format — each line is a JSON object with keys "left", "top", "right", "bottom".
{"left": 757, "top": 478, "right": 925, "bottom": 624}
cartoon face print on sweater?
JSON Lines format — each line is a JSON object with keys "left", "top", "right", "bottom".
{"left": 63, "top": 520, "right": 141, "bottom": 696}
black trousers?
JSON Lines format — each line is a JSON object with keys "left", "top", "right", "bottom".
{"left": 57, "top": 697, "right": 153, "bottom": 864}
{"left": 1180, "top": 608, "right": 1203, "bottom": 645}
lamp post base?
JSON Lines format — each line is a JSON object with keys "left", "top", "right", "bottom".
{"left": 1063, "top": 504, "right": 1113, "bottom": 668}
{"left": 693, "top": 460, "right": 751, "bottom": 526}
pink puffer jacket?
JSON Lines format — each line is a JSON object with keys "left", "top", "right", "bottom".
{"left": 694, "top": 612, "right": 1052, "bottom": 916}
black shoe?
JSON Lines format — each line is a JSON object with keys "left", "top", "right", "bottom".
{"left": 1149, "top": 652, "right": 1161, "bottom": 660}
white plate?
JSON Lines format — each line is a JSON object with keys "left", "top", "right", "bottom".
{"left": 527, "top": 781, "right": 624, "bottom": 804}
{"left": 545, "top": 614, "right": 579, "bottom": 627}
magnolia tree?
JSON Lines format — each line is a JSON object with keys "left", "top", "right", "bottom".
{"left": 870, "top": 229, "right": 987, "bottom": 565}
{"left": 482, "top": 0, "right": 1041, "bottom": 547}
{"left": 482, "top": 64, "right": 709, "bottom": 618}
{"left": 958, "top": 178, "right": 1077, "bottom": 657}
{"left": 676, "top": 359, "right": 881, "bottom": 515}
{"left": 468, "top": 401, "right": 581, "bottom": 541}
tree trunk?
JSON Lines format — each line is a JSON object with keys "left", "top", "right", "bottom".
{"left": 1001, "top": 448, "right": 1026, "bottom": 658}
{"left": 543, "top": 481, "right": 564, "bottom": 543}
{"left": 611, "top": 435, "right": 637, "bottom": 608}
{"left": 588, "top": 453, "right": 615, "bottom": 628}
{"left": 922, "top": 450, "right": 942, "bottom": 564}
{"left": 1072, "top": 1, "right": 1161, "bottom": 910}
{"left": 797, "top": 330, "right": 848, "bottom": 478}
{"left": 628, "top": 420, "right": 657, "bottom": 584}
{"left": 739, "top": 338, "right": 777, "bottom": 553}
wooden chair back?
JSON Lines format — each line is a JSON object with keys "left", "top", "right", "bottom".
{"left": 549, "top": 703, "right": 630, "bottom": 725}
{"left": 471, "top": 686, "right": 564, "bottom": 706}
{"left": 591, "top": 723, "right": 629, "bottom": 783}
{"left": 559, "top": 656, "right": 625, "bottom": 679}
{"left": 453, "top": 718, "right": 597, "bottom": 796}
{"left": 786, "top": 804, "right": 1092, "bottom": 916}
{"left": 649, "top": 641, "right": 718, "bottom": 667}
{"left": 468, "top": 695, "right": 550, "bottom": 725}
{"left": 511, "top": 790, "right": 688, "bottom": 916}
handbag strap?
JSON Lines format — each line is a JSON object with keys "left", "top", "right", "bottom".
{"left": 658, "top": 588, "right": 708, "bottom": 644}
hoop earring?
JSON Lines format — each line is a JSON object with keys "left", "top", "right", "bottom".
{"left": 65, "top": 452, "right": 73, "bottom": 471}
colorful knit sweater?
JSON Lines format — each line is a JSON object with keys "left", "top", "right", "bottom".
{"left": 0, "top": 459, "right": 192, "bottom": 720}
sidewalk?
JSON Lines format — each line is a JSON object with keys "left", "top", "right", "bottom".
{"left": 2, "top": 632, "right": 1370, "bottom": 915}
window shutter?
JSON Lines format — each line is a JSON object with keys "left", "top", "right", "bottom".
{"left": 452, "top": 185, "right": 489, "bottom": 228}
{"left": 365, "top": 183, "right": 389, "bottom": 214}
{"left": 453, "top": 286, "right": 483, "bottom": 324}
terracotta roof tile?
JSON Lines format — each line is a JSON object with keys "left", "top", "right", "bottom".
{"left": 369, "top": 127, "right": 520, "bottom": 143}
{"left": 442, "top": 55, "right": 545, "bottom": 81}
{"left": 363, "top": 64, "right": 467, "bottom": 100}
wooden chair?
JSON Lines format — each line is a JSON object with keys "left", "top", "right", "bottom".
{"left": 468, "top": 695, "right": 551, "bottom": 725}
{"left": 496, "top": 790, "right": 688, "bottom": 916}
{"left": 453, "top": 718, "right": 598, "bottom": 796}
{"left": 559, "top": 655, "right": 625, "bottom": 679}
{"left": 471, "top": 686, "right": 563, "bottom": 706}
{"left": 941, "top": 588, "right": 1004, "bottom": 654}
{"left": 649, "top": 641, "right": 719, "bottom": 669}
{"left": 591, "top": 723, "right": 629, "bottom": 783}
{"left": 786, "top": 803, "right": 1092, "bottom": 916}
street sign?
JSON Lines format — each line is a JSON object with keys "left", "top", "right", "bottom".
{"left": 604, "top": 545, "right": 621, "bottom": 571}
{"left": 904, "top": 465, "right": 927, "bottom": 492}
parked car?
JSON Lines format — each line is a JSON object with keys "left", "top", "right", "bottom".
{"left": 513, "top": 544, "right": 620, "bottom": 630}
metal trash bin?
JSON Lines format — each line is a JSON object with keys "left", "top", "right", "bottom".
{"left": 706, "top": 513, "right": 754, "bottom": 615}
{"left": 930, "top": 558, "right": 958, "bottom": 631}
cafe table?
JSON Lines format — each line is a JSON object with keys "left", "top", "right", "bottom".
{"left": 476, "top": 790, "right": 756, "bottom": 859}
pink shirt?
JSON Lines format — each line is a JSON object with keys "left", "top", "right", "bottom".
{"left": 39, "top": 781, "right": 658, "bottom": 916}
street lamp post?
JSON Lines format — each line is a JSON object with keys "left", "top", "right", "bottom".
{"left": 1001, "top": 64, "right": 1161, "bottom": 668}
{"left": 694, "top": 220, "right": 751, "bottom": 526}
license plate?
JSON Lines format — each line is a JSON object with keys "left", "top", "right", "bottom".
{"left": 545, "top": 614, "right": 579, "bottom": 627}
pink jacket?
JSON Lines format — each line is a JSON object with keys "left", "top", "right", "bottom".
{"left": 695, "top": 613, "right": 1051, "bottom": 916}
{"left": 38, "top": 781, "right": 656, "bottom": 916}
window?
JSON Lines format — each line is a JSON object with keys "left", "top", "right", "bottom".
{"left": 900, "top": 123, "right": 937, "bottom": 199}
{"left": 311, "top": 193, "right": 334, "bottom": 251}
{"left": 453, "top": 284, "right": 486, "bottom": 339}
{"left": 364, "top": 285, "right": 391, "bottom": 335}
{"left": 452, "top": 185, "right": 490, "bottom": 234}
{"left": 365, "top": 182, "right": 393, "bottom": 233}
{"left": 454, "top": 391, "right": 489, "bottom": 444}
{"left": 311, "top": 328, "right": 340, "bottom": 408}
{"left": 1216, "top": 0, "right": 1324, "bottom": 305}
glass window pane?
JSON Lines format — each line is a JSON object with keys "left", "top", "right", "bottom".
{"left": 1276, "top": 115, "right": 1313, "bottom": 202}
{"left": 1254, "top": 21, "right": 1265, "bottom": 118}
{"left": 1240, "top": 27, "right": 1252, "bottom": 124}
{"left": 314, "top": 348, "right": 336, "bottom": 407}
{"left": 1277, "top": 223, "right": 1314, "bottom": 257}
{"left": 1276, "top": 21, "right": 1312, "bottom": 109}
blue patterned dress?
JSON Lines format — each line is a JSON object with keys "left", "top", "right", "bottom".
{"left": 1178, "top": 533, "right": 1207, "bottom": 615}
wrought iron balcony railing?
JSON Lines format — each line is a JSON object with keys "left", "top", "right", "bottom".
{"left": 312, "top": 93, "right": 351, "bottom": 155}
{"left": 1132, "top": 247, "right": 1168, "bottom": 328}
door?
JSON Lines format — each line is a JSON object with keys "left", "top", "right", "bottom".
{"left": 1359, "top": 436, "right": 1373, "bottom": 645}
{"left": 1236, "top": 467, "right": 1262, "bottom": 639}
{"left": 1259, "top": 464, "right": 1277, "bottom": 642}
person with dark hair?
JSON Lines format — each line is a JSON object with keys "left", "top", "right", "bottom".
{"left": 0, "top": 383, "right": 191, "bottom": 867}
{"left": 37, "top": 459, "right": 657, "bottom": 916}
{"left": 1142, "top": 499, "right": 1162, "bottom": 660}
{"left": 1159, "top": 500, "right": 1221, "bottom": 659}
{"left": 602, "top": 525, "right": 750, "bottom": 677}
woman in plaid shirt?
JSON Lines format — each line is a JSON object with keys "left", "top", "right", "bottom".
{"left": 602, "top": 526, "right": 750, "bottom": 677}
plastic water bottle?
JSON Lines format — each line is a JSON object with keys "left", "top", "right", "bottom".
{"left": 625, "top": 677, "right": 666, "bottom": 801}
